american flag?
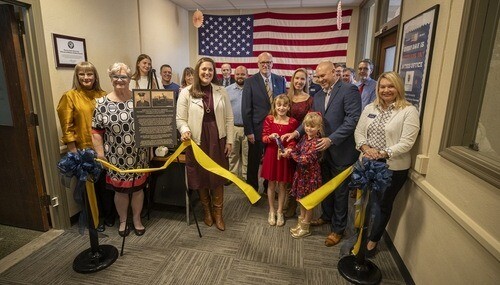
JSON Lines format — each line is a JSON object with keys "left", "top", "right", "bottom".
{"left": 198, "top": 10, "right": 352, "bottom": 81}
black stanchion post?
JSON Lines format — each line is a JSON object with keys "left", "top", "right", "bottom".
{"left": 337, "top": 188, "right": 382, "bottom": 285}
{"left": 73, "top": 182, "right": 118, "bottom": 273}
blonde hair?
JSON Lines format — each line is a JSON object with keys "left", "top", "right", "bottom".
{"left": 269, "top": 94, "right": 291, "bottom": 117}
{"left": 375, "top": 71, "right": 411, "bottom": 109}
{"left": 72, "top": 61, "right": 103, "bottom": 92}
{"left": 302, "top": 112, "right": 324, "bottom": 137}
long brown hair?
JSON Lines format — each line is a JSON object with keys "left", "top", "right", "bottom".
{"left": 189, "top": 57, "right": 218, "bottom": 98}
{"left": 181, "top": 67, "right": 194, "bottom": 88}
{"left": 131, "top": 54, "right": 157, "bottom": 88}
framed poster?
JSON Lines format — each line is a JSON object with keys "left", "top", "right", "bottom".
{"left": 52, "top": 34, "right": 87, "bottom": 68}
{"left": 133, "top": 89, "right": 177, "bottom": 148}
{"left": 398, "top": 5, "right": 439, "bottom": 117}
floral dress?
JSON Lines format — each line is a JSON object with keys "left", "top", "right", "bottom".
{"left": 290, "top": 135, "right": 322, "bottom": 199}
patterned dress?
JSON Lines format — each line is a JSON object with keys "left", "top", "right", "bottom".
{"left": 260, "top": 115, "right": 299, "bottom": 183}
{"left": 290, "top": 135, "right": 322, "bottom": 199}
{"left": 92, "top": 96, "right": 149, "bottom": 193}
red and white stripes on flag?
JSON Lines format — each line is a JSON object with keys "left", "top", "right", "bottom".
{"left": 197, "top": 10, "right": 352, "bottom": 81}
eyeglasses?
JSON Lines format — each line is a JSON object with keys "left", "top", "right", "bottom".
{"left": 112, "top": 75, "right": 129, "bottom": 81}
{"left": 259, "top": 61, "right": 273, "bottom": 65}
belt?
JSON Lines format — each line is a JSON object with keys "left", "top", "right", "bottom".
{"left": 234, "top": 124, "right": 244, "bottom": 127}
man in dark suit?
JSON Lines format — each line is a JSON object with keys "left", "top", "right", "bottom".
{"left": 242, "top": 52, "right": 286, "bottom": 192}
{"left": 284, "top": 61, "right": 361, "bottom": 246}
{"left": 221, "top": 63, "right": 236, "bottom": 87}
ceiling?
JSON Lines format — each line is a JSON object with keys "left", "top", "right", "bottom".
{"left": 169, "top": 0, "right": 364, "bottom": 11}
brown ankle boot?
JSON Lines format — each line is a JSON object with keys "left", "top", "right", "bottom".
{"left": 212, "top": 186, "right": 225, "bottom": 231}
{"left": 198, "top": 189, "right": 213, "bottom": 227}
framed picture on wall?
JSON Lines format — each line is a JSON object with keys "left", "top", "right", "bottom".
{"left": 52, "top": 34, "right": 87, "bottom": 68}
{"left": 398, "top": 5, "right": 439, "bottom": 117}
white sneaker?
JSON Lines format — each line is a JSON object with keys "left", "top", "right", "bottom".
{"left": 268, "top": 212, "right": 276, "bottom": 226}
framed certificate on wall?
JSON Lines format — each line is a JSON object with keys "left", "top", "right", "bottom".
{"left": 53, "top": 33, "right": 87, "bottom": 68}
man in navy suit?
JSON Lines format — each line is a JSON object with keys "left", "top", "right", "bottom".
{"left": 242, "top": 52, "right": 286, "bottom": 192}
{"left": 284, "top": 61, "right": 361, "bottom": 246}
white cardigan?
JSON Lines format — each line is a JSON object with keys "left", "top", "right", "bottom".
{"left": 176, "top": 83, "right": 234, "bottom": 145}
{"left": 354, "top": 103, "right": 420, "bottom": 170}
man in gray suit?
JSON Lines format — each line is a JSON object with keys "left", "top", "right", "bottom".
{"left": 242, "top": 52, "right": 287, "bottom": 192}
{"left": 284, "top": 61, "right": 361, "bottom": 246}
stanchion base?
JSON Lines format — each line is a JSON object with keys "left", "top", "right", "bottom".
{"left": 73, "top": 244, "right": 119, "bottom": 274}
{"left": 338, "top": 255, "right": 382, "bottom": 285}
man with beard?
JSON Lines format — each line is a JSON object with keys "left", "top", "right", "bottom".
{"left": 226, "top": 66, "right": 249, "bottom": 183}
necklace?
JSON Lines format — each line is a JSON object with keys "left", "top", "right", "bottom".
{"left": 202, "top": 87, "right": 213, "bottom": 113}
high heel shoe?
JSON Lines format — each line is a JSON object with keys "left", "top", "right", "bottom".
{"left": 133, "top": 226, "right": 146, "bottom": 236}
{"left": 118, "top": 221, "right": 130, "bottom": 237}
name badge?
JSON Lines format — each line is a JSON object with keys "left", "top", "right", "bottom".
{"left": 368, "top": 114, "right": 376, "bottom": 118}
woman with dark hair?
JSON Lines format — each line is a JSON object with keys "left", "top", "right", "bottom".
{"left": 180, "top": 67, "right": 195, "bottom": 88}
{"left": 92, "top": 62, "right": 149, "bottom": 237}
{"left": 176, "top": 57, "right": 234, "bottom": 231}
{"left": 57, "top": 61, "right": 115, "bottom": 232}
{"left": 354, "top": 71, "right": 420, "bottom": 256}
{"left": 284, "top": 68, "right": 314, "bottom": 218}
{"left": 130, "top": 54, "right": 157, "bottom": 90}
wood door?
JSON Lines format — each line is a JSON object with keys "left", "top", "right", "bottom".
{"left": 0, "top": 4, "right": 49, "bottom": 231}
{"left": 374, "top": 29, "right": 398, "bottom": 78}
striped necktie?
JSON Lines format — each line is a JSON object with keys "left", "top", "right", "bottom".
{"left": 265, "top": 78, "right": 273, "bottom": 102}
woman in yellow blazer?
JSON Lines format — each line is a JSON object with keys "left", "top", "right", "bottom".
{"left": 176, "top": 57, "right": 234, "bottom": 231}
{"left": 56, "top": 61, "right": 115, "bottom": 232}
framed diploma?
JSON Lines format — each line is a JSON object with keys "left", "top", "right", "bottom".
{"left": 52, "top": 34, "right": 87, "bottom": 68}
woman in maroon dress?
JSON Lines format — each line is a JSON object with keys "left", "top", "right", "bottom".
{"left": 285, "top": 68, "right": 314, "bottom": 218}
{"left": 176, "top": 57, "right": 234, "bottom": 231}
{"left": 260, "top": 95, "right": 299, "bottom": 226}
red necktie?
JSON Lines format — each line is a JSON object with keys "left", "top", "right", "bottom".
{"left": 358, "top": 83, "right": 364, "bottom": 94}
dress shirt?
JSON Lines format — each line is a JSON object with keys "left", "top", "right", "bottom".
{"left": 226, "top": 83, "right": 244, "bottom": 126}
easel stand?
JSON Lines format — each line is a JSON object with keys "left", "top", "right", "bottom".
{"left": 73, "top": 182, "right": 118, "bottom": 273}
{"left": 338, "top": 188, "right": 382, "bottom": 285}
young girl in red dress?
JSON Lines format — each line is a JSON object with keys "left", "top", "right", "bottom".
{"left": 284, "top": 112, "right": 323, "bottom": 238}
{"left": 261, "top": 95, "right": 299, "bottom": 226}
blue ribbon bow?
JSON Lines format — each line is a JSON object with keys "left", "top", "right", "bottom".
{"left": 349, "top": 157, "right": 392, "bottom": 193}
{"left": 58, "top": 148, "right": 102, "bottom": 182}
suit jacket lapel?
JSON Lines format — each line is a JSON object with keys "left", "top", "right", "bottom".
{"left": 325, "top": 81, "right": 341, "bottom": 112}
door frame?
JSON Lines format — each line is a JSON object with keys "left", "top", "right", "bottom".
{"left": 5, "top": 0, "right": 71, "bottom": 229}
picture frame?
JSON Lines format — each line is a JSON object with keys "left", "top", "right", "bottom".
{"left": 398, "top": 5, "right": 439, "bottom": 117}
{"left": 52, "top": 33, "right": 87, "bottom": 68}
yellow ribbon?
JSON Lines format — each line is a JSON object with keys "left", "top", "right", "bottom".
{"left": 351, "top": 189, "right": 367, "bottom": 255}
{"left": 96, "top": 140, "right": 261, "bottom": 204}
{"left": 85, "top": 181, "right": 99, "bottom": 229}
{"left": 298, "top": 166, "right": 353, "bottom": 210}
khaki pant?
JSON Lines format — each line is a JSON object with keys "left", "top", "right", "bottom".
{"left": 228, "top": 126, "right": 248, "bottom": 180}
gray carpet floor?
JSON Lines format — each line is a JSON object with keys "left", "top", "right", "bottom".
{"left": 0, "top": 185, "right": 406, "bottom": 284}
{"left": 0, "top": 225, "right": 43, "bottom": 260}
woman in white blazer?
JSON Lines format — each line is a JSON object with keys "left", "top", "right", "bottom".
{"left": 176, "top": 57, "right": 234, "bottom": 231}
{"left": 354, "top": 71, "right": 420, "bottom": 256}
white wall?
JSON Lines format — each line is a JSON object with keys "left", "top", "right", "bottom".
{"left": 388, "top": 0, "right": 500, "bottom": 284}
{"left": 139, "top": 0, "right": 190, "bottom": 84}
